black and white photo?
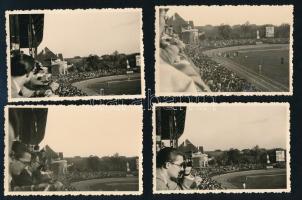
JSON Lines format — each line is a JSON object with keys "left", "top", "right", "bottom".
{"left": 153, "top": 103, "right": 290, "bottom": 193}
{"left": 155, "top": 6, "right": 293, "bottom": 95}
{"left": 5, "top": 105, "right": 143, "bottom": 195}
{"left": 7, "top": 9, "right": 144, "bottom": 101}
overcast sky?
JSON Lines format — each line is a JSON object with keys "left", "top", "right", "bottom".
{"left": 40, "top": 106, "right": 142, "bottom": 157}
{"left": 178, "top": 104, "right": 288, "bottom": 151}
{"left": 38, "top": 10, "right": 141, "bottom": 58}
{"left": 166, "top": 6, "right": 293, "bottom": 26}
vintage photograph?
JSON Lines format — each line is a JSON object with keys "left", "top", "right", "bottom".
{"left": 6, "top": 9, "right": 144, "bottom": 101}
{"left": 155, "top": 6, "right": 293, "bottom": 95}
{"left": 4, "top": 105, "right": 142, "bottom": 195}
{"left": 153, "top": 103, "right": 290, "bottom": 193}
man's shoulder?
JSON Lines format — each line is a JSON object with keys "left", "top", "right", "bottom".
{"left": 156, "top": 168, "right": 168, "bottom": 190}
{"left": 156, "top": 177, "right": 168, "bottom": 190}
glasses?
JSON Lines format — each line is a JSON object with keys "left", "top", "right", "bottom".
{"left": 170, "top": 162, "right": 186, "bottom": 169}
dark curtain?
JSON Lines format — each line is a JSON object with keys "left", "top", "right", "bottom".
{"left": 9, "top": 108, "right": 48, "bottom": 145}
{"left": 156, "top": 107, "right": 186, "bottom": 140}
{"left": 9, "top": 14, "right": 44, "bottom": 48}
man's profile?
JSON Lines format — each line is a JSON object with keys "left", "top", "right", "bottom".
{"left": 156, "top": 147, "right": 185, "bottom": 190}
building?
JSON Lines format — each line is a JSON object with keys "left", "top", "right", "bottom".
{"left": 266, "top": 26, "right": 275, "bottom": 38}
{"left": 177, "top": 139, "right": 209, "bottom": 167}
{"left": 44, "top": 145, "right": 68, "bottom": 176}
{"left": 181, "top": 29, "right": 199, "bottom": 44}
{"left": 192, "top": 151, "right": 209, "bottom": 168}
{"left": 166, "top": 13, "right": 195, "bottom": 38}
{"left": 36, "top": 47, "right": 71, "bottom": 76}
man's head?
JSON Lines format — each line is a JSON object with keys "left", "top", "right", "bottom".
{"left": 11, "top": 52, "right": 35, "bottom": 84}
{"left": 156, "top": 147, "right": 185, "bottom": 179}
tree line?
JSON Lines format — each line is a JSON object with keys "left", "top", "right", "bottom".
{"left": 67, "top": 51, "right": 139, "bottom": 73}
{"left": 66, "top": 153, "right": 138, "bottom": 172}
{"left": 208, "top": 145, "right": 286, "bottom": 166}
{"left": 197, "top": 22, "right": 290, "bottom": 40}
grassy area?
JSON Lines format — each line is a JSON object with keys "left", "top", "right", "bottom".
{"left": 88, "top": 79, "right": 141, "bottom": 95}
{"left": 229, "top": 48, "right": 289, "bottom": 87}
{"left": 71, "top": 177, "right": 139, "bottom": 191}
{"left": 228, "top": 170, "right": 286, "bottom": 189}
{"left": 90, "top": 180, "right": 139, "bottom": 191}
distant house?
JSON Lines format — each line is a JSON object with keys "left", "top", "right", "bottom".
{"left": 178, "top": 139, "right": 209, "bottom": 167}
{"left": 166, "top": 13, "right": 198, "bottom": 44}
{"left": 181, "top": 29, "right": 199, "bottom": 44}
{"left": 166, "top": 13, "right": 189, "bottom": 37}
{"left": 36, "top": 47, "right": 71, "bottom": 76}
{"left": 44, "top": 145, "right": 68, "bottom": 176}
{"left": 127, "top": 53, "right": 141, "bottom": 72}
{"left": 36, "top": 47, "right": 58, "bottom": 67}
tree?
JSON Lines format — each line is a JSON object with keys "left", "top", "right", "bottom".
{"left": 87, "top": 156, "right": 100, "bottom": 171}
{"left": 276, "top": 23, "right": 290, "bottom": 38}
{"left": 226, "top": 148, "right": 241, "bottom": 165}
{"left": 218, "top": 24, "right": 232, "bottom": 39}
{"left": 251, "top": 145, "right": 262, "bottom": 164}
{"left": 86, "top": 55, "right": 100, "bottom": 71}
{"left": 241, "top": 21, "right": 252, "bottom": 38}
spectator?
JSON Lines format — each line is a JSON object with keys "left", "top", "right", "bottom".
{"left": 156, "top": 147, "right": 185, "bottom": 190}
{"left": 158, "top": 9, "right": 209, "bottom": 93}
{"left": 10, "top": 52, "right": 36, "bottom": 98}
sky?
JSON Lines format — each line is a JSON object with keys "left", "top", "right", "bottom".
{"left": 39, "top": 106, "right": 142, "bottom": 157}
{"left": 178, "top": 104, "right": 289, "bottom": 151}
{"left": 38, "top": 10, "right": 141, "bottom": 58}
{"left": 166, "top": 6, "right": 293, "bottom": 26}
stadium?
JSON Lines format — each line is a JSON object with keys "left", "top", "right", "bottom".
{"left": 158, "top": 7, "right": 292, "bottom": 93}
{"left": 8, "top": 12, "right": 143, "bottom": 99}
{"left": 155, "top": 105, "right": 289, "bottom": 191}
{"left": 6, "top": 107, "right": 141, "bottom": 192}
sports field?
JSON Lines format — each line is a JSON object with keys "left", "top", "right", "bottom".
{"left": 229, "top": 47, "right": 289, "bottom": 87}
{"left": 212, "top": 168, "right": 287, "bottom": 189}
{"left": 70, "top": 176, "right": 139, "bottom": 191}
{"left": 72, "top": 74, "right": 141, "bottom": 95}
{"left": 204, "top": 44, "right": 290, "bottom": 92}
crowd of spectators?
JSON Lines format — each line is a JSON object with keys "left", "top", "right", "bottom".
{"left": 199, "top": 39, "right": 257, "bottom": 50}
{"left": 198, "top": 38, "right": 289, "bottom": 50}
{"left": 185, "top": 45, "right": 259, "bottom": 92}
{"left": 63, "top": 171, "right": 127, "bottom": 183}
{"left": 51, "top": 69, "right": 127, "bottom": 97}
{"left": 188, "top": 168, "right": 223, "bottom": 190}
{"left": 187, "top": 163, "right": 266, "bottom": 190}
{"left": 49, "top": 69, "right": 125, "bottom": 97}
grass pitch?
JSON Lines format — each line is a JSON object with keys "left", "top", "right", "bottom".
{"left": 228, "top": 46, "right": 289, "bottom": 87}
